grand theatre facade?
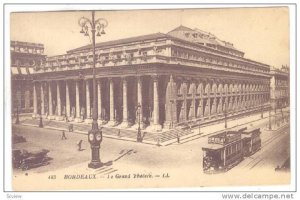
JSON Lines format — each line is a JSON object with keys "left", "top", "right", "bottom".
{"left": 32, "top": 26, "right": 271, "bottom": 132}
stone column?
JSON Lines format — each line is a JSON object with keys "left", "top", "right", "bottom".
{"left": 151, "top": 75, "right": 162, "bottom": 131}
{"left": 120, "top": 77, "right": 129, "bottom": 127}
{"left": 55, "top": 81, "right": 63, "bottom": 120}
{"left": 197, "top": 99, "right": 203, "bottom": 118}
{"left": 164, "top": 75, "right": 177, "bottom": 129}
{"left": 32, "top": 82, "right": 38, "bottom": 118}
{"left": 65, "top": 81, "right": 70, "bottom": 118}
{"left": 97, "top": 80, "right": 102, "bottom": 124}
{"left": 40, "top": 83, "right": 45, "bottom": 116}
{"left": 48, "top": 82, "right": 54, "bottom": 119}
{"left": 74, "top": 80, "right": 82, "bottom": 122}
{"left": 137, "top": 76, "right": 143, "bottom": 122}
{"left": 108, "top": 78, "right": 115, "bottom": 126}
{"left": 204, "top": 83, "right": 210, "bottom": 118}
{"left": 188, "top": 82, "right": 196, "bottom": 120}
{"left": 85, "top": 79, "right": 92, "bottom": 123}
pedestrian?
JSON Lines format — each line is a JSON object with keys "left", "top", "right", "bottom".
{"left": 69, "top": 123, "right": 73, "bottom": 132}
{"left": 65, "top": 115, "right": 68, "bottom": 123}
{"left": 177, "top": 133, "right": 180, "bottom": 144}
{"left": 61, "top": 130, "right": 67, "bottom": 140}
{"left": 77, "top": 140, "right": 83, "bottom": 151}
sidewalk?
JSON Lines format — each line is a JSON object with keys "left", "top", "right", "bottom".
{"left": 163, "top": 109, "right": 289, "bottom": 146}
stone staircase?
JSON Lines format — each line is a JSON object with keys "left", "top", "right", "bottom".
{"left": 20, "top": 118, "right": 198, "bottom": 145}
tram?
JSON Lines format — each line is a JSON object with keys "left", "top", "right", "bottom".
{"left": 240, "top": 127, "right": 261, "bottom": 156}
{"left": 202, "top": 127, "right": 261, "bottom": 173}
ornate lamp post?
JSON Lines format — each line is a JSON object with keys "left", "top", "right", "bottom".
{"left": 38, "top": 99, "right": 43, "bottom": 128}
{"left": 269, "top": 108, "right": 272, "bottom": 130}
{"left": 136, "top": 103, "right": 142, "bottom": 142}
{"left": 78, "top": 11, "right": 108, "bottom": 169}
{"left": 224, "top": 100, "right": 228, "bottom": 129}
{"left": 15, "top": 105, "right": 20, "bottom": 125}
{"left": 198, "top": 119, "right": 201, "bottom": 135}
{"left": 170, "top": 100, "right": 174, "bottom": 129}
{"left": 261, "top": 99, "right": 264, "bottom": 119}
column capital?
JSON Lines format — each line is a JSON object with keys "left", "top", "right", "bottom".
{"left": 175, "top": 76, "right": 185, "bottom": 82}
{"left": 108, "top": 77, "right": 114, "bottom": 82}
{"left": 121, "top": 76, "right": 128, "bottom": 82}
{"left": 151, "top": 74, "right": 159, "bottom": 82}
{"left": 136, "top": 75, "right": 143, "bottom": 82}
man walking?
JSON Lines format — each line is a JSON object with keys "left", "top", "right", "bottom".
{"left": 61, "top": 130, "right": 67, "bottom": 140}
{"left": 77, "top": 140, "right": 83, "bottom": 151}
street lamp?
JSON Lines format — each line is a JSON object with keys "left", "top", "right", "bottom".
{"left": 224, "top": 100, "right": 228, "bottom": 129}
{"left": 79, "top": 11, "right": 108, "bottom": 169}
{"left": 136, "top": 103, "right": 142, "bottom": 142}
{"left": 170, "top": 100, "right": 174, "bottom": 129}
{"left": 198, "top": 119, "right": 201, "bottom": 135}
{"left": 15, "top": 105, "right": 20, "bottom": 125}
{"left": 261, "top": 99, "right": 264, "bottom": 119}
{"left": 269, "top": 107, "right": 272, "bottom": 130}
{"left": 38, "top": 99, "right": 43, "bottom": 128}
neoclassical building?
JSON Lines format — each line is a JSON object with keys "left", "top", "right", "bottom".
{"left": 270, "top": 65, "right": 289, "bottom": 110}
{"left": 11, "top": 41, "right": 46, "bottom": 114}
{"left": 31, "top": 26, "right": 271, "bottom": 132}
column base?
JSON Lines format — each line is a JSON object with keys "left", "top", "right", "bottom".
{"left": 47, "top": 115, "right": 56, "bottom": 120}
{"left": 97, "top": 119, "right": 104, "bottom": 125}
{"left": 119, "top": 121, "right": 130, "bottom": 128}
{"left": 147, "top": 124, "right": 162, "bottom": 132}
{"left": 41, "top": 114, "right": 47, "bottom": 119}
{"left": 74, "top": 117, "right": 83, "bottom": 123}
{"left": 131, "top": 123, "right": 144, "bottom": 130}
{"left": 107, "top": 120, "right": 117, "bottom": 127}
{"left": 67, "top": 117, "right": 74, "bottom": 122}
{"left": 84, "top": 118, "right": 93, "bottom": 124}
{"left": 32, "top": 113, "right": 38, "bottom": 119}
{"left": 55, "top": 115, "right": 64, "bottom": 121}
{"left": 163, "top": 121, "right": 174, "bottom": 130}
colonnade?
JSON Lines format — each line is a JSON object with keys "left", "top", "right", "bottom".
{"left": 32, "top": 76, "right": 162, "bottom": 131}
{"left": 164, "top": 75, "right": 270, "bottom": 128}
{"left": 32, "top": 74, "right": 270, "bottom": 131}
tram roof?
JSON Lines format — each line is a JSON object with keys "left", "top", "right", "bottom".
{"left": 202, "top": 143, "right": 224, "bottom": 151}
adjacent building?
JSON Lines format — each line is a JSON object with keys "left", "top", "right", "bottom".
{"left": 11, "top": 41, "right": 46, "bottom": 114}
{"left": 270, "top": 65, "right": 290, "bottom": 110}
{"left": 30, "top": 25, "right": 271, "bottom": 132}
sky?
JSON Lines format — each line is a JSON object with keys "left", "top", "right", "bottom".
{"left": 10, "top": 7, "right": 289, "bottom": 68}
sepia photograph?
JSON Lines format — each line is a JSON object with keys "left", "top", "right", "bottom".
{"left": 5, "top": 5, "right": 293, "bottom": 192}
